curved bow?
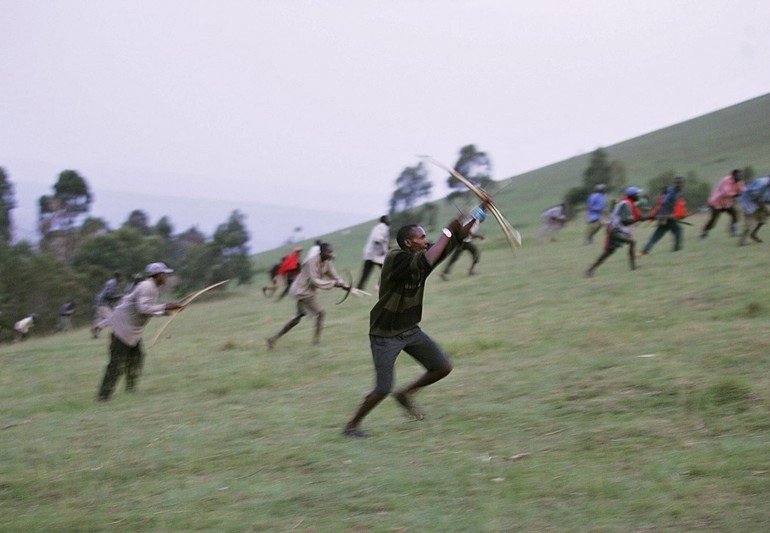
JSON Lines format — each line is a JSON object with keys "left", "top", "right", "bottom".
{"left": 148, "top": 279, "right": 230, "bottom": 348}
{"left": 335, "top": 269, "right": 354, "bottom": 305}
{"left": 420, "top": 156, "right": 522, "bottom": 251}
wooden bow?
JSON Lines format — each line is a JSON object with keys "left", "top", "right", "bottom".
{"left": 147, "top": 279, "right": 230, "bottom": 348}
{"left": 335, "top": 269, "right": 354, "bottom": 305}
{"left": 421, "top": 156, "right": 522, "bottom": 251}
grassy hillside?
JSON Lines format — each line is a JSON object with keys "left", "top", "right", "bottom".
{"left": 2, "top": 217, "right": 769, "bottom": 530}
{"left": 254, "top": 93, "right": 770, "bottom": 275}
{"left": 2, "top": 95, "right": 769, "bottom": 531}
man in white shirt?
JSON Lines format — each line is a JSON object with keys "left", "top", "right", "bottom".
{"left": 357, "top": 215, "right": 391, "bottom": 290}
{"left": 97, "top": 262, "right": 182, "bottom": 401}
{"left": 266, "top": 243, "right": 349, "bottom": 349}
{"left": 13, "top": 314, "right": 37, "bottom": 342}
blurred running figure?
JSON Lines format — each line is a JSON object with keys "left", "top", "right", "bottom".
{"left": 440, "top": 219, "right": 483, "bottom": 279}
{"left": 357, "top": 216, "right": 391, "bottom": 290}
{"left": 700, "top": 169, "right": 745, "bottom": 239}
{"left": 538, "top": 203, "right": 567, "bottom": 242}
{"left": 343, "top": 204, "right": 488, "bottom": 439}
{"left": 91, "top": 271, "right": 124, "bottom": 338}
{"left": 737, "top": 175, "right": 770, "bottom": 246}
{"left": 97, "top": 263, "right": 182, "bottom": 401}
{"left": 266, "top": 242, "right": 349, "bottom": 348}
{"left": 640, "top": 176, "right": 687, "bottom": 256}
{"left": 585, "top": 184, "right": 607, "bottom": 244}
{"left": 585, "top": 187, "right": 643, "bottom": 277}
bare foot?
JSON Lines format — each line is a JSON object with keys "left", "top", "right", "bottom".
{"left": 394, "top": 391, "right": 425, "bottom": 420}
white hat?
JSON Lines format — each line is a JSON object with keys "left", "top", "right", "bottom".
{"left": 145, "top": 262, "right": 174, "bottom": 276}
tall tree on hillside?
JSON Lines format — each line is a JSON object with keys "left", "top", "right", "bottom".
{"left": 38, "top": 170, "right": 93, "bottom": 262}
{"left": 389, "top": 161, "right": 432, "bottom": 214}
{"left": 212, "top": 210, "right": 254, "bottom": 284}
{"left": 0, "top": 167, "right": 16, "bottom": 245}
{"left": 447, "top": 144, "right": 493, "bottom": 195}
{"left": 582, "top": 148, "right": 626, "bottom": 193}
{"left": 154, "top": 216, "right": 173, "bottom": 240}
{"left": 646, "top": 170, "right": 710, "bottom": 209}
{"left": 565, "top": 148, "right": 627, "bottom": 208}
{"left": 123, "top": 209, "right": 152, "bottom": 235}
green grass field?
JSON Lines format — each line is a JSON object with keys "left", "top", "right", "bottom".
{"left": 2, "top": 214, "right": 768, "bottom": 531}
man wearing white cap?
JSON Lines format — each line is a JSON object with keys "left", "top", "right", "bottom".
{"left": 97, "top": 262, "right": 182, "bottom": 401}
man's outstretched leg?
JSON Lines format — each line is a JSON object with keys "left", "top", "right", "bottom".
{"left": 393, "top": 329, "right": 453, "bottom": 419}
{"left": 266, "top": 314, "right": 302, "bottom": 349}
{"left": 313, "top": 309, "right": 325, "bottom": 345}
{"left": 627, "top": 241, "right": 637, "bottom": 270}
{"left": 343, "top": 391, "right": 387, "bottom": 438}
{"left": 585, "top": 249, "right": 614, "bottom": 278}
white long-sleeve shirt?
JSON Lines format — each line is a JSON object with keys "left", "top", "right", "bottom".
{"left": 110, "top": 279, "right": 166, "bottom": 346}
{"left": 363, "top": 222, "right": 390, "bottom": 264}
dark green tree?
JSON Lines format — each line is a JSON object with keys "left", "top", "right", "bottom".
{"left": 0, "top": 167, "right": 15, "bottom": 245}
{"left": 0, "top": 242, "right": 91, "bottom": 341}
{"left": 154, "top": 216, "right": 173, "bottom": 240}
{"left": 565, "top": 148, "right": 627, "bottom": 208}
{"left": 646, "top": 170, "right": 710, "bottom": 211}
{"left": 123, "top": 209, "right": 152, "bottom": 235}
{"left": 72, "top": 227, "right": 167, "bottom": 294}
{"left": 447, "top": 144, "right": 493, "bottom": 193}
{"left": 389, "top": 161, "right": 432, "bottom": 214}
{"left": 212, "top": 210, "right": 254, "bottom": 284}
{"left": 38, "top": 170, "right": 93, "bottom": 262}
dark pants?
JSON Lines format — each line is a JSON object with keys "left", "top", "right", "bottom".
{"left": 357, "top": 260, "right": 382, "bottom": 290}
{"left": 370, "top": 327, "right": 452, "bottom": 394}
{"left": 442, "top": 242, "right": 480, "bottom": 274}
{"left": 702, "top": 206, "right": 738, "bottom": 234}
{"left": 643, "top": 219, "right": 682, "bottom": 253}
{"left": 98, "top": 334, "right": 144, "bottom": 400}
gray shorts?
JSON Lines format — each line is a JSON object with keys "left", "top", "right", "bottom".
{"left": 296, "top": 296, "right": 323, "bottom": 317}
{"left": 369, "top": 327, "right": 452, "bottom": 394}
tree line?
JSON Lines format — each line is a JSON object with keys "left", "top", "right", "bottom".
{"left": 0, "top": 167, "right": 253, "bottom": 341}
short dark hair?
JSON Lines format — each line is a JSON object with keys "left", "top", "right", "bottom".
{"left": 396, "top": 225, "right": 420, "bottom": 249}
{"left": 319, "top": 242, "right": 333, "bottom": 254}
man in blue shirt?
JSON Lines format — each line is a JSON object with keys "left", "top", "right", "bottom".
{"left": 585, "top": 183, "right": 607, "bottom": 244}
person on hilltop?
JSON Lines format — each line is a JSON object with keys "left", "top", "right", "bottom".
{"left": 275, "top": 246, "right": 303, "bottom": 301}
{"left": 640, "top": 176, "right": 688, "bottom": 256}
{"left": 357, "top": 216, "right": 391, "bottom": 291}
{"left": 537, "top": 203, "right": 568, "bottom": 242}
{"left": 342, "top": 203, "right": 489, "bottom": 439}
{"left": 266, "top": 242, "right": 349, "bottom": 349}
{"left": 91, "top": 271, "right": 124, "bottom": 338}
{"left": 57, "top": 300, "right": 76, "bottom": 332}
{"left": 96, "top": 262, "right": 182, "bottom": 402}
{"left": 584, "top": 184, "right": 608, "bottom": 244}
{"left": 440, "top": 218, "right": 484, "bottom": 280}
{"left": 13, "top": 313, "right": 37, "bottom": 342}
{"left": 585, "top": 187, "right": 643, "bottom": 278}
{"left": 737, "top": 175, "right": 770, "bottom": 246}
{"left": 262, "top": 259, "right": 284, "bottom": 298}
{"left": 700, "top": 169, "right": 746, "bottom": 239}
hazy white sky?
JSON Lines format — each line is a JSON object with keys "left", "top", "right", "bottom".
{"left": 2, "top": 0, "right": 770, "bottom": 250}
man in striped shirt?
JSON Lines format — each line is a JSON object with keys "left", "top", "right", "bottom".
{"left": 343, "top": 205, "right": 488, "bottom": 438}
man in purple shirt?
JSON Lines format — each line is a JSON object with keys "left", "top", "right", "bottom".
{"left": 585, "top": 183, "right": 607, "bottom": 244}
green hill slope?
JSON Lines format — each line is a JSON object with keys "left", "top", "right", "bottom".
{"left": 261, "top": 93, "right": 770, "bottom": 274}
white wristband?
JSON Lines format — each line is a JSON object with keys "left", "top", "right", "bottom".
{"left": 442, "top": 228, "right": 452, "bottom": 238}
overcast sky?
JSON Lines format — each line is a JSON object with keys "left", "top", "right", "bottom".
{"left": 2, "top": 1, "right": 770, "bottom": 250}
